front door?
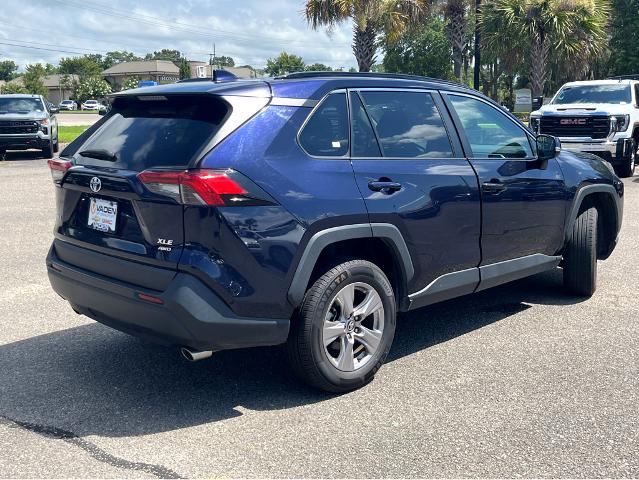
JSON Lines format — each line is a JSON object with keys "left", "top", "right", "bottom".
{"left": 349, "top": 89, "right": 482, "bottom": 306}
{"left": 443, "top": 93, "right": 567, "bottom": 269}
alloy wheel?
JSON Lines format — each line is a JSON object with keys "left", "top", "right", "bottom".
{"left": 322, "top": 282, "right": 385, "bottom": 372}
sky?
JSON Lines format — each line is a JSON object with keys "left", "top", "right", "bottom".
{"left": 0, "top": 0, "right": 357, "bottom": 71}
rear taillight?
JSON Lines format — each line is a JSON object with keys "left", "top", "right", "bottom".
{"left": 47, "top": 158, "right": 73, "bottom": 184}
{"left": 137, "top": 169, "right": 273, "bottom": 206}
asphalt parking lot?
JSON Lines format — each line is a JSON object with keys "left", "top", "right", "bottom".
{"left": 0, "top": 154, "right": 637, "bottom": 478}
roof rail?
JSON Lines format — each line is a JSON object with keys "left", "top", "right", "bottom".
{"left": 277, "top": 71, "right": 468, "bottom": 89}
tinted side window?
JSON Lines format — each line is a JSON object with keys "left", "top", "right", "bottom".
{"left": 299, "top": 92, "right": 349, "bottom": 157}
{"left": 635, "top": 84, "right": 639, "bottom": 107}
{"left": 350, "top": 92, "right": 381, "bottom": 157}
{"left": 448, "top": 94, "right": 533, "bottom": 159}
{"left": 359, "top": 91, "right": 453, "bottom": 158}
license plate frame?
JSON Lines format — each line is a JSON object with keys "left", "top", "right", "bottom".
{"left": 87, "top": 197, "right": 118, "bottom": 233}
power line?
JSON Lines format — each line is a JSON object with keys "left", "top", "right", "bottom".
{"left": 47, "top": 0, "right": 331, "bottom": 49}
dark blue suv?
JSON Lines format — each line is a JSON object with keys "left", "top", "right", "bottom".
{"left": 46, "top": 72, "right": 624, "bottom": 392}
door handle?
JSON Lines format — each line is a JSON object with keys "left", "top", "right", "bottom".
{"left": 368, "top": 180, "right": 402, "bottom": 193}
{"left": 482, "top": 179, "right": 506, "bottom": 193}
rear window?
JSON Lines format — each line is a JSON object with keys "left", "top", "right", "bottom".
{"left": 74, "top": 95, "right": 229, "bottom": 169}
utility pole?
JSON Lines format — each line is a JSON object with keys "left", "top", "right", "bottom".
{"left": 209, "top": 43, "right": 216, "bottom": 80}
{"left": 473, "top": 0, "right": 481, "bottom": 91}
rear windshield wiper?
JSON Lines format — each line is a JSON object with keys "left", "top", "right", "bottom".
{"left": 78, "top": 149, "right": 118, "bottom": 162}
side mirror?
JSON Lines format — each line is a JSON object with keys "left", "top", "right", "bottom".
{"left": 537, "top": 134, "right": 560, "bottom": 161}
{"left": 50, "top": 107, "right": 59, "bottom": 114}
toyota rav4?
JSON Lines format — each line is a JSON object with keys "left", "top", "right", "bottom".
{"left": 46, "top": 72, "right": 624, "bottom": 392}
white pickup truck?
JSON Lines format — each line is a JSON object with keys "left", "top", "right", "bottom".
{"left": 530, "top": 79, "right": 639, "bottom": 177}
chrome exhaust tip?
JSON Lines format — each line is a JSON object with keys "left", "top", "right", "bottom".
{"left": 180, "top": 347, "right": 213, "bottom": 362}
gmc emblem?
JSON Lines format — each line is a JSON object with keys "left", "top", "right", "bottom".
{"left": 560, "top": 118, "right": 587, "bottom": 125}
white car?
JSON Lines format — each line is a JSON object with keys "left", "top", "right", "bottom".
{"left": 530, "top": 79, "right": 639, "bottom": 177}
{"left": 81, "top": 99, "right": 100, "bottom": 111}
{"left": 58, "top": 99, "right": 77, "bottom": 111}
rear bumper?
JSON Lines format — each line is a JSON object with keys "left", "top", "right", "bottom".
{"left": 46, "top": 244, "right": 290, "bottom": 351}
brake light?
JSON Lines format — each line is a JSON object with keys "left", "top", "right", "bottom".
{"left": 47, "top": 158, "right": 73, "bottom": 184}
{"left": 138, "top": 169, "right": 253, "bottom": 206}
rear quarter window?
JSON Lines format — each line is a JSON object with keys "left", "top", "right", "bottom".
{"left": 298, "top": 92, "right": 349, "bottom": 157}
{"left": 74, "top": 95, "right": 229, "bottom": 170}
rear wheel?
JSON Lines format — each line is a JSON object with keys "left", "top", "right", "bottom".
{"left": 286, "top": 259, "right": 396, "bottom": 392}
{"left": 563, "top": 206, "right": 598, "bottom": 296}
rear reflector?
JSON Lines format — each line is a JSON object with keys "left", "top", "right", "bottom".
{"left": 47, "top": 158, "right": 73, "bottom": 184}
{"left": 138, "top": 169, "right": 252, "bottom": 206}
{"left": 137, "top": 292, "right": 164, "bottom": 304}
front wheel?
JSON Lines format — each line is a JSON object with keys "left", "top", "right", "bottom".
{"left": 616, "top": 139, "right": 636, "bottom": 178}
{"left": 42, "top": 140, "right": 54, "bottom": 159}
{"left": 286, "top": 260, "right": 396, "bottom": 392}
{"left": 563, "top": 206, "right": 598, "bottom": 296}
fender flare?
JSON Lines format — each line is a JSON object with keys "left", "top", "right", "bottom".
{"left": 564, "top": 184, "right": 621, "bottom": 244}
{"left": 287, "top": 223, "right": 414, "bottom": 306}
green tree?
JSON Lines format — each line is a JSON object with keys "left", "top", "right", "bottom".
{"left": 0, "top": 60, "right": 18, "bottom": 81}
{"left": 304, "top": 0, "right": 429, "bottom": 72}
{"left": 178, "top": 57, "right": 191, "bottom": 80}
{"left": 120, "top": 77, "right": 140, "bottom": 91}
{"left": 103, "top": 51, "right": 141, "bottom": 69}
{"left": 145, "top": 49, "right": 182, "bottom": 62}
{"left": 608, "top": 0, "right": 639, "bottom": 75}
{"left": 0, "top": 82, "right": 27, "bottom": 94}
{"left": 59, "top": 56, "right": 102, "bottom": 78}
{"left": 481, "top": 0, "right": 611, "bottom": 97}
{"left": 265, "top": 52, "right": 305, "bottom": 76}
{"left": 383, "top": 14, "right": 455, "bottom": 80}
{"left": 305, "top": 63, "right": 333, "bottom": 71}
{"left": 75, "top": 76, "right": 112, "bottom": 103}
{"left": 23, "top": 64, "right": 48, "bottom": 97}
{"left": 215, "top": 55, "right": 235, "bottom": 67}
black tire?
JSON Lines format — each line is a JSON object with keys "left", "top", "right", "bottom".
{"left": 563, "top": 206, "right": 598, "bottom": 296}
{"left": 616, "top": 139, "right": 636, "bottom": 178}
{"left": 42, "top": 140, "right": 54, "bottom": 159}
{"left": 286, "top": 259, "right": 396, "bottom": 392}
{"left": 53, "top": 137, "right": 59, "bottom": 153}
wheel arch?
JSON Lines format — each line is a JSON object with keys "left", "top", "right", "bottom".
{"left": 287, "top": 223, "right": 414, "bottom": 311}
{"left": 565, "top": 185, "right": 621, "bottom": 260}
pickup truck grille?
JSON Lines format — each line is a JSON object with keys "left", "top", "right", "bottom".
{"left": 0, "top": 120, "right": 39, "bottom": 135}
{"left": 540, "top": 116, "right": 610, "bottom": 139}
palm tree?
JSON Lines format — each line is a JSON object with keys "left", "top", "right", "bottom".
{"left": 441, "top": 0, "right": 471, "bottom": 82}
{"left": 480, "top": 0, "right": 610, "bottom": 97}
{"left": 304, "top": 0, "right": 429, "bottom": 72}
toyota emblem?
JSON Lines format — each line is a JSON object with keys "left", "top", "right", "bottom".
{"left": 89, "top": 177, "right": 102, "bottom": 193}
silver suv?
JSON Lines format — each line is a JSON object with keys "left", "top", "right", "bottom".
{"left": 0, "top": 94, "right": 59, "bottom": 159}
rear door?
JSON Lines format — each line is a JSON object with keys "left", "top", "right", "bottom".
{"left": 349, "top": 88, "right": 482, "bottom": 304}
{"left": 54, "top": 94, "right": 231, "bottom": 270}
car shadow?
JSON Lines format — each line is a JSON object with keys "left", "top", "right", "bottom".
{"left": 1, "top": 150, "right": 48, "bottom": 161}
{"left": 0, "top": 268, "right": 585, "bottom": 438}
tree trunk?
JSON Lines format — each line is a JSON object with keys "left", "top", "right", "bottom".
{"left": 353, "top": 23, "right": 377, "bottom": 72}
{"left": 445, "top": 2, "right": 468, "bottom": 82}
{"left": 530, "top": 33, "right": 551, "bottom": 98}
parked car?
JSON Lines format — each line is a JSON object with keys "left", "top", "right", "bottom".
{"left": 530, "top": 79, "right": 639, "bottom": 177}
{"left": 0, "top": 94, "right": 59, "bottom": 158}
{"left": 81, "top": 99, "right": 100, "bottom": 110}
{"left": 59, "top": 100, "right": 77, "bottom": 111}
{"left": 46, "top": 72, "right": 623, "bottom": 392}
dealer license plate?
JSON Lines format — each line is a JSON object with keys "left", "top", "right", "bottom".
{"left": 87, "top": 197, "right": 118, "bottom": 233}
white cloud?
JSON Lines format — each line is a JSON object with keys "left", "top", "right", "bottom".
{"left": 0, "top": 0, "right": 357, "bottom": 71}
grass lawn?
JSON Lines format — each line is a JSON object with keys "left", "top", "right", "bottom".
{"left": 58, "top": 125, "right": 90, "bottom": 143}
